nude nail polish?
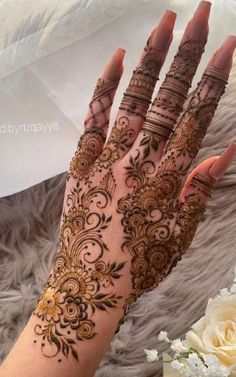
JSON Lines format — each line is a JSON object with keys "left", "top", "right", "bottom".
{"left": 186, "top": 1, "right": 211, "bottom": 40}
{"left": 205, "top": 35, "right": 236, "bottom": 80}
{"left": 213, "top": 35, "right": 236, "bottom": 70}
{"left": 208, "top": 143, "right": 236, "bottom": 180}
{"left": 152, "top": 10, "right": 176, "bottom": 52}
{"left": 103, "top": 48, "right": 126, "bottom": 80}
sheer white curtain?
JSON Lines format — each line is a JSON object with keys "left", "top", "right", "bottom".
{"left": 0, "top": 0, "right": 235, "bottom": 197}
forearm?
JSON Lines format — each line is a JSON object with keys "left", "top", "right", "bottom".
{"left": 0, "top": 294, "right": 127, "bottom": 377}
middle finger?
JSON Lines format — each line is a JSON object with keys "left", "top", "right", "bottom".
{"left": 125, "top": 0, "right": 211, "bottom": 164}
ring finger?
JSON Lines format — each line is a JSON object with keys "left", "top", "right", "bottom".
{"left": 156, "top": 35, "right": 236, "bottom": 204}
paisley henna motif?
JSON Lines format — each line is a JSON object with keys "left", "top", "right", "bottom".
{"left": 32, "top": 5, "right": 231, "bottom": 364}
{"left": 116, "top": 150, "right": 182, "bottom": 310}
{"left": 33, "top": 173, "right": 126, "bottom": 361}
{"left": 114, "top": 148, "right": 215, "bottom": 332}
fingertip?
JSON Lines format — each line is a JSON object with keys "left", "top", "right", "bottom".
{"left": 209, "top": 143, "right": 236, "bottom": 180}
{"left": 103, "top": 48, "right": 126, "bottom": 80}
{"left": 160, "top": 10, "right": 177, "bottom": 29}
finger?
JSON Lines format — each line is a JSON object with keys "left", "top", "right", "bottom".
{"left": 132, "top": 0, "right": 211, "bottom": 162}
{"left": 67, "top": 48, "right": 125, "bottom": 181}
{"left": 174, "top": 142, "right": 236, "bottom": 255}
{"left": 101, "top": 10, "right": 176, "bottom": 166}
{"left": 84, "top": 48, "right": 125, "bottom": 135}
{"left": 156, "top": 35, "right": 236, "bottom": 202}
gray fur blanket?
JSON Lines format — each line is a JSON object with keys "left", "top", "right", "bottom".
{"left": 0, "top": 61, "right": 236, "bottom": 376}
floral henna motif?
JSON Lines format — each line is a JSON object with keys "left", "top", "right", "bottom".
{"left": 95, "top": 115, "right": 136, "bottom": 169}
{"left": 165, "top": 72, "right": 227, "bottom": 170}
{"left": 114, "top": 133, "right": 216, "bottom": 331}
{"left": 68, "top": 115, "right": 137, "bottom": 186}
{"left": 67, "top": 73, "right": 121, "bottom": 185}
{"left": 67, "top": 127, "right": 106, "bottom": 185}
{"left": 175, "top": 192, "right": 207, "bottom": 255}
{"left": 116, "top": 151, "right": 182, "bottom": 308}
{"left": 33, "top": 172, "right": 126, "bottom": 361}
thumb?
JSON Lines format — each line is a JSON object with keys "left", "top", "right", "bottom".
{"left": 179, "top": 143, "right": 236, "bottom": 203}
{"left": 174, "top": 143, "right": 236, "bottom": 255}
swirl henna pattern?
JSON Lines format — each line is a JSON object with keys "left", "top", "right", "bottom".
{"left": 33, "top": 171, "right": 126, "bottom": 361}
{"left": 139, "top": 37, "right": 208, "bottom": 159}
{"left": 31, "top": 2, "right": 235, "bottom": 364}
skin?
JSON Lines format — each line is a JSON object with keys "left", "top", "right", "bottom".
{"left": 1, "top": 1, "right": 236, "bottom": 377}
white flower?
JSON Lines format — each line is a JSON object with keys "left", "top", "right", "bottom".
{"left": 186, "top": 294, "right": 236, "bottom": 375}
{"left": 218, "top": 288, "right": 231, "bottom": 297}
{"left": 205, "top": 364, "right": 230, "bottom": 377}
{"left": 204, "top": 354, "right": 230, "bottom": 377}
{"left": 182, "top": 365, "right": 195, "bottom": 377}
{"left": 188, "top": 353, "right": 204, "bottom": 372}
{"left": 144, "top": 348, "right": 159, "bottom": 362}
{"left": 204, "top": 354, "right": 221, "bottom": 367}
{"left": 170, "top": 338, "right": 189, "bottom": 354}
{"left": 171, "top": 359, "right": 183, "bottom": 371}
{"left": 158, "top": 330, "right": 170, "bottom": 343}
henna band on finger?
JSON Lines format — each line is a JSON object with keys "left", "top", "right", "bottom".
{"left": 119, "top": 92, "right": 152, "bottom": 120}
{"left": 141, "top": 118, "right": 174, "bottom": 140}
{"left": 189, "top": 172, "right": 216, "bottom": 198}
{"left": 84, "top": 78, "right": 120, "bottom": 129}
{"left": 119, "top": 37, "right": 161, "bottom": 117}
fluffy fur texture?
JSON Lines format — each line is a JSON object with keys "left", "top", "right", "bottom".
{"left": 0, "top": 60, "right": 236, "bottom": 376}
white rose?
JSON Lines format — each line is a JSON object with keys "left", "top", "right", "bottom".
{"left": 186, "top": 294, "right": 236, "bottom": 376}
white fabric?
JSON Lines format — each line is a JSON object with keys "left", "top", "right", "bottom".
{"left": 0, "top": 0, "right": 235, "bottom": 197}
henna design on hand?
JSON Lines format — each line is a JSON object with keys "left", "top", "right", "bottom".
{"left": 32, "top": 3, "right": 236, "bottom": 364}
{"left": 67, "top": 71, "right": 121, "bottom": 186}
{"left": 139, "top": 31, "right": 208, "bottom": 159}
{"left": 119, "top": 34, "right": 161, "bottom": 119}
{"left": 116, "top": 150, "right": 181, "bottom": 306}
{"left": 164, "top": 72, "right": 227, "bottom": 176}
{"left": 33, "top": 172, "right": 126, "bottom": 361}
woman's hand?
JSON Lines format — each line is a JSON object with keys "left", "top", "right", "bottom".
{"left": 2, "top": 2, "right": 235, "bottom": 377}
{"left": 33, "top": 0, "right": 236, "bottom": 361}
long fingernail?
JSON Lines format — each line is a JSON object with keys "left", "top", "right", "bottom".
{"left": 209, "top": 143, "right": 236, "bottom": 180}
{"left": 103, "top": 48, "right": 126, "bottom": 80}
{"left": 152, "top": 10, "right": 176, "bottom": 52}
{"left": 185, "top": 1, "right": 211, "bottom": 40}
{"left": 210, "top": 35, "right": 236, "bottom": 74}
